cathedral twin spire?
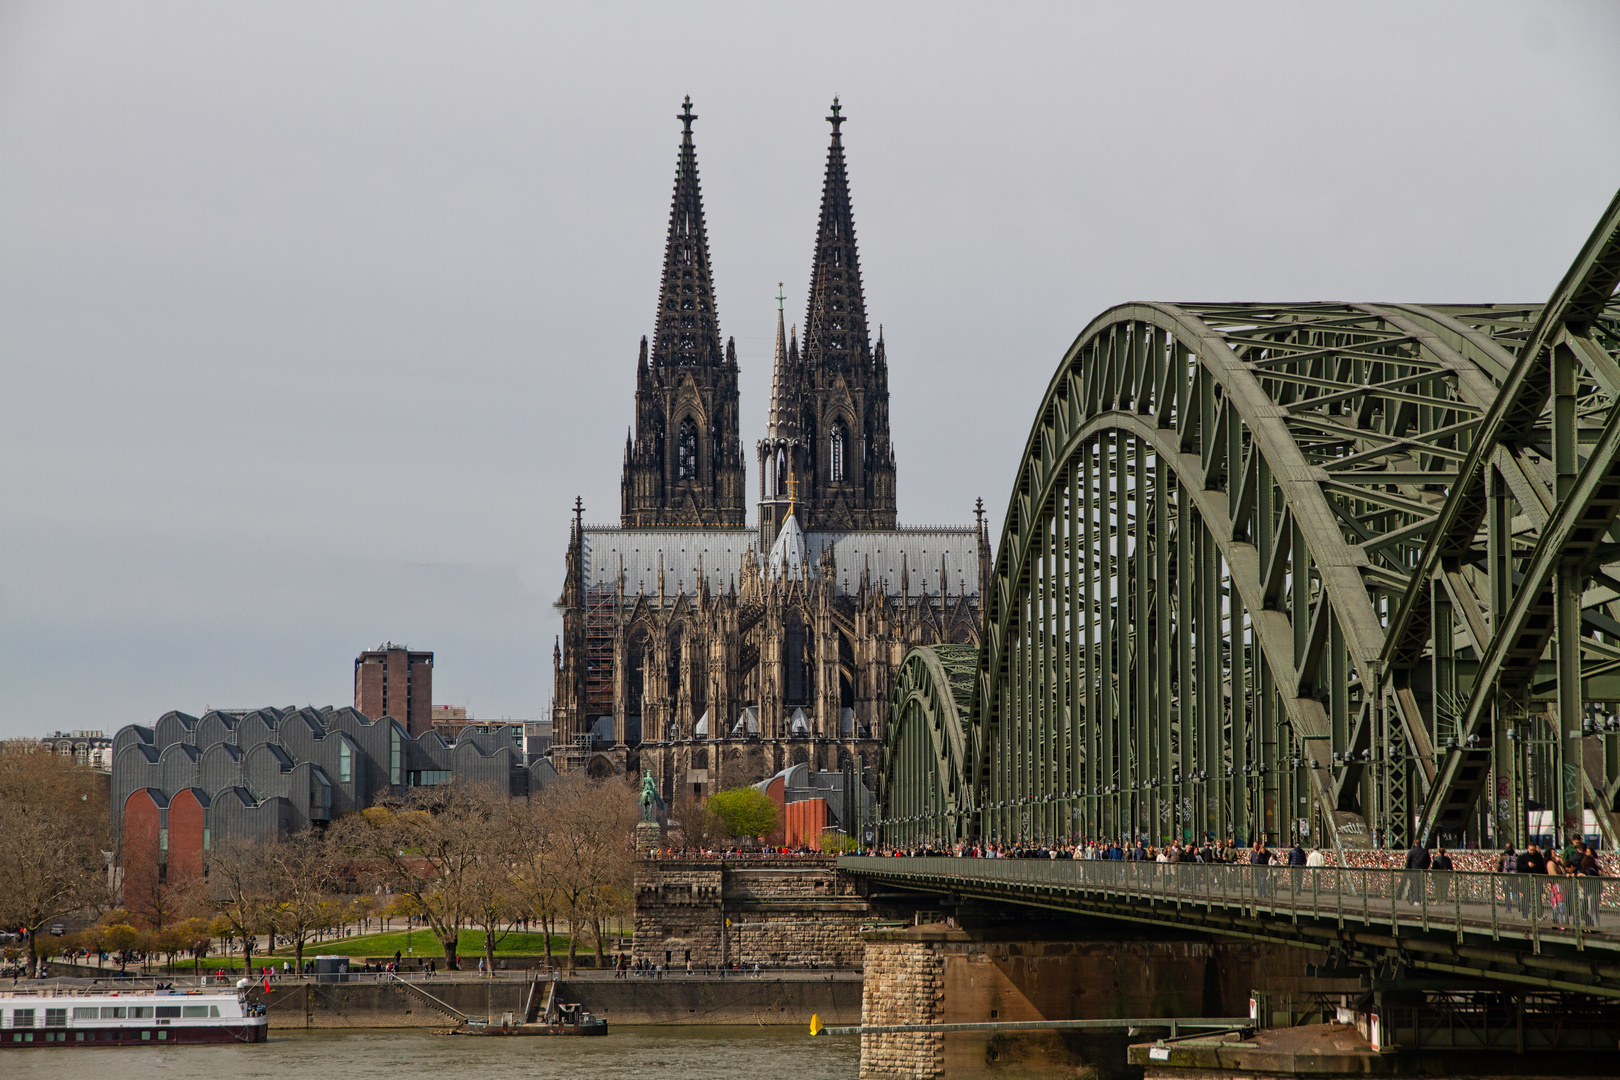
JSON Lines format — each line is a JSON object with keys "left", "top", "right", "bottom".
{"left": 650, "top": 98, "right": 724, "bottom": 371}
{"left": 622, "top": 97, "right": 896, "bottom": 537}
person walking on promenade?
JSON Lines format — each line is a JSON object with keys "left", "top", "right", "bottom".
{"left": 1401, "top": 841, "right": 1430, "bottom": 903}
{"left": 1520, "top": 843, "right": 1548, "bottom": 917}
{"left": 1287, "top": 840, "right": 1308, "bottom": 897}
{"left": 1431, "top": 847, "right": 1454, "bottom": 902}
{"left": 1572, "top": 841, "right": 1602, "bottom": 927}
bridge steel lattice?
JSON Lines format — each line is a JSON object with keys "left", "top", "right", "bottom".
{"left": 882, "top": 189, "right": 1620, "bottom": 856}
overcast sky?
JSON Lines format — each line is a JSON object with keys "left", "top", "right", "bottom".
{"left": 3, "top": 2, "right": 1617, "bottom": 738}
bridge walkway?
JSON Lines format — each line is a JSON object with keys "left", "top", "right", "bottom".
{"left": 840, "top": 855, "right": 1620, "bottom": 996}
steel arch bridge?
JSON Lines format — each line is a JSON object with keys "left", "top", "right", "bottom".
{"left": 883, "top": 188, "right": 1620, "bottom": 856}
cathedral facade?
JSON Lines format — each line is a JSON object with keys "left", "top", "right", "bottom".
{"left": 552, "top": 99, "right": 987, "bottom": 805}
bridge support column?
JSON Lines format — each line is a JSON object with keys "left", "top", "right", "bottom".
{"left": 859, "top": 924, "right": 953, "bottom": 1079}
{"left": 858, "top": 920, "right": 1345, "bottom": 1080}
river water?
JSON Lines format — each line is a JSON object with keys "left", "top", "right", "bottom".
{"left": 3, "top": 1027, "right": 862, "bottom": 1079}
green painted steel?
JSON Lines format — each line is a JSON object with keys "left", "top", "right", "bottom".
{"left": 881, "top": 644, "right": 977, "bottom": 848}
{"left": 882, "top": 188, "right": 1620, "bottom": 855}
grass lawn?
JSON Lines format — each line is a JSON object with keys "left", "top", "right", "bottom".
{"left": 269, "top": 928, "right": 628, "bottom": 959}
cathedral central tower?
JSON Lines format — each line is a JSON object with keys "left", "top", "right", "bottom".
{"left": 622, "top": 98, "right": 747, "bottom": 528}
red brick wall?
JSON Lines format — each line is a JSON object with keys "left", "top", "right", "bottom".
{"left": 357, "top": 648, "right": 433, "bottom": 733}
{"left": 785, "top": 798, "right": 829, "bottom": 849}
{"left": 356, "top": 658, "right": 386, "bottom": 720}
{"left": 407, "top": 657, "right": 432, "bottom": 736}
{"left": 167, "top": 789, "right": 206, "bottom": 883}
{"left": 122, "top": 790, "right": 162, "bottom": 913}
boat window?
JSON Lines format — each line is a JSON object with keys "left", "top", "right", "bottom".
{"left": 13, "top": 1008, "right": 34, "bottom": 1027}
{"left": 156, "top": 1006, "right": 181, "bottom": 1018}
{"left": 46, "top": 1009, "right": 66, "bottom": 1027}
{"left": 73, "top": 1007, "right": 98, "bottom": 1020}
{"left": 183, "top": 1006, "right": 209, "bottom": 1018}
{"left": 101, "top": 1007, "right": 125, "bottom": 1019}
{"left": 211, "top": 1006, "right": 221, "bottom": 1017}
{"left": 130, "top": 1006, "right": 153, "bottom": 1018}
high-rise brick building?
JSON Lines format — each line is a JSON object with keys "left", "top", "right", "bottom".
{"left": 355, "top": 643, "right": 434, "bottom": 736}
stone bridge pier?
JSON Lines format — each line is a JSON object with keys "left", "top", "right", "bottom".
{"left": 857, "top": 918, "right": 1352, "bottom": 1080}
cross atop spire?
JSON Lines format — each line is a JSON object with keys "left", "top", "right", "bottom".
{"left": 650, "top": 96, "right": 722, "bottom": 369}
{"left": 827, "top": 96, "right": 844, "bottom": 138}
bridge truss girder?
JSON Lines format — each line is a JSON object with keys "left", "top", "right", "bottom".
{"left": 882, "top": 188, "right": 1620, "bottom": 855}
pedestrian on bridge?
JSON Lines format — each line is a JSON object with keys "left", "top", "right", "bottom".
{"left": 1431, "top": 847, "right": 1454, "bottom": 902}
{"left": 1401, "top": 841, "right": 1431, "bottom": 903}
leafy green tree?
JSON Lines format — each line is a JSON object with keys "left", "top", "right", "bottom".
{"left": 706, "top": 788, "right": 779, "bottom": 840}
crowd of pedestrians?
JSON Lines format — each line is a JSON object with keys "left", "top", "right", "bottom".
{"left": 868, "top": 835, "right": 1607, "bottom": 928}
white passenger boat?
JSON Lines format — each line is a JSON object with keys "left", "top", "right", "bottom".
{"left": 0, "top": 986, "right": 267, "bottom": 1047}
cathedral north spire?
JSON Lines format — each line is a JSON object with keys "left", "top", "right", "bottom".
{"left": 650, "top": 96, "right": 723, "bottom": 370}
{"left": 622, "top": 98, "right": 746, "bottom": 528}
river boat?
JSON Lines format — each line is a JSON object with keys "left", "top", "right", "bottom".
{"left": 0, "top": 986, "right": 268, "bottom": 1047}
{"left": 454, "top": 980, "right": 606, "bottom": 1036}
{"left": 458, "top": 1002, "right": 607, "bottom": 1037}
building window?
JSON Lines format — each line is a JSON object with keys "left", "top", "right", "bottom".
{"left": 408, "top": 770, "right": 452, "bottom": 787}
{"left": 677, "top": 420, "right": 698, "bottom": 480}
{"left": 157, "top": 828, "right": 168, "bottom": 852}
{"left": 339, "top": 741, "right": 352, "bottom": 783}
{"left": 830, "top": 422, "right": 846, "bottom": 483}
{"left": 389, "top": 727, "right": 402, "bottom": 786}
{"left": 202, "top": 828, "right": 211, "bottom": 851}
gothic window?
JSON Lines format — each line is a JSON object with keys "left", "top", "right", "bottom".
{"left": 785, "top": 613, "right": 812, "bottom": 706}
{"left": 667, "top": 631, "right": 683, "bottom": 702}
{"left": 775, "top": 448, "right": 787, "bottom": 495}
{"left": 831, "top": 422, "right": 847, "bottom": 483}
{"left": 677, "top": 420, "right": 698, "bottom": 480}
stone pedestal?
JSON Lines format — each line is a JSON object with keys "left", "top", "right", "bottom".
{"left": 635, "top": 820, "right": 663, "bottom": 857}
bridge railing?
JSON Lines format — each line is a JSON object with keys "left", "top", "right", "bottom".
{"left": 839, "top": 856, "right": 1619, "bottom": 947}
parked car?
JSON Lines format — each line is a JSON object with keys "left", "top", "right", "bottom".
{"left": 49, "top": 924, "right": 65, "bottom": 936}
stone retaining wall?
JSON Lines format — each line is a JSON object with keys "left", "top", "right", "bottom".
{"left": 634, "top": 858, "right": 870, "bottom": 968}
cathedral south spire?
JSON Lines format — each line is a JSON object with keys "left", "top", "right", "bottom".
{"left": 622, "top": 97, "right": 747, "bottom": 528}
{"left": 758, "top": 98, "right": 897, "bottom": 542}
{"left": 803, "top": 98, "right": 871, "bottom": 372}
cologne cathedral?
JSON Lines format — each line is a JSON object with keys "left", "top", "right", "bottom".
{"left": 552, "top": 99, "right": 988, "bottom": 803}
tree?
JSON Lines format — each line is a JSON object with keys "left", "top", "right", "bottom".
{"left": 0, "top": 742, "right": 112, "bottom": 971}
{"left": 707, "top": 787, "right": 779, "bottom": 840}
{"left": 670, "top": 788, "right": 718, "bottom": 852}
{"left": 327, "top": 785, "right": 502, "bottom": 971}
{"left": 540, "top": 774, "right": 637, "bottom": 971}
{"left": 204, "top": 836, "right": 276, "bottom": 976}
{"left": 263, "top": 831, "right": 339, "bottom": 972}
{"left": 173, "top": 917, "right": 213, "bottom": 975}
{"left": 460, "top": 798, "right": 525, "bottom": 976}
{"left": 101, "top": 923, "right": 139, "bottom": 973}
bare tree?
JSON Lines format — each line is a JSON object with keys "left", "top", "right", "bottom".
{"left": 204, "top": 836, "right": 277, "bottom": 976}
{"left": 263, "top": 831, "right": 340, "bottom": 972}
{"left": 327, "top": 785, "right": 503, "bottom": 970}
{"left": 461, "top": 798, "right": 525, "bottom": 975}
{"left": 540, "top": 774, "right": 637, "bottom": 971}
{"left": 0, "top": 743, "right": 112, "bottom": 970}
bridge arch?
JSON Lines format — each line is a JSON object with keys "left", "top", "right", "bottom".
{"left": 879, "top": 191, "right": 1620, "bottom": 855}
{"left": 880, "top": 644, "right": 978, "bottom": 848}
